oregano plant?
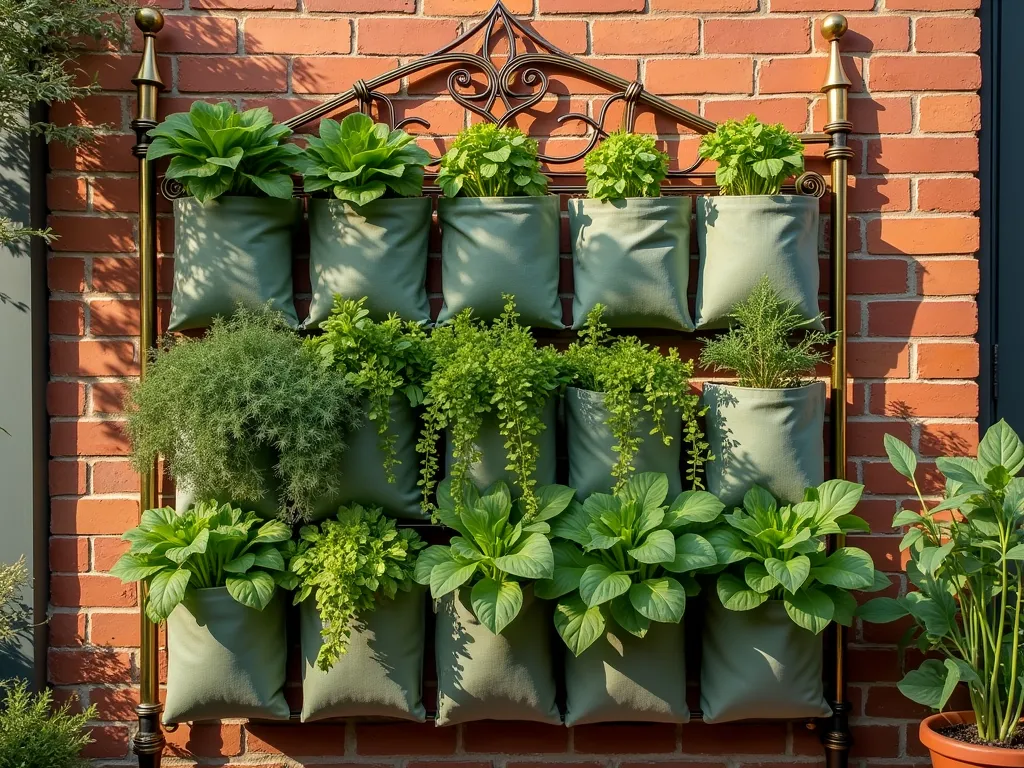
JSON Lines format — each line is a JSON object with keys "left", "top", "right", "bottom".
{"left": 436, "top": 123, "right": 549, "bottom": 198}
{"left": 698, "top": 115, "right": 805, "bottom": 196}
{"left": 584, "top": 131, "right": 669, "bottom": 200}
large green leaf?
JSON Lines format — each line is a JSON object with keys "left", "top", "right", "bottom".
{"left": 815, "top": 479, "right": 864, "bottom": 521}
{"left": 108, "top": 555, "right": 166, "bottom": 583}
{"left": 621, "top": 472, "right": 669, "bottom": 513}
{"left": 898, "top": 659, "right": 959, "bottom": 709}
{"left": 978, "top": 419, "right": 1024, "bottom": 476}
{"left": 707, "top": 527, "right": 756, "bottom": 565}
{"left": 765, "top": 555, "right": 811, "bottom": 594}
{"left": 226, "top": 570, "right": 276, "bottom": 611}
{"left": 146, "top": 568, "right": 191, "bottom": 622}
{"left": 471, "top": 578, "right": 523, "bottom": 635}
{"left": 743, "top": 561, "right": 778, "bottom": 593}
{"left": 629, "top": 578, "right": 685, "bottom": 623}
{"left": 664, "top": 490, "right": 724, "bottom": 528}
{"left": 783, "top": 586, "right": 834, "bottom": 634}
{"left": 627, "top": 529, "right": 676, "bottom": 565}
{"left": 810, "top": 547, "right": 875, "bottom": 589}
{"left": 224, "top": 552, "right": 256, "bottom": 574}
{"left": 413, "top": 545, "right": 452, "bottom": 585}
{"left": 663, "top": 533, "right": 717, "bottom": 574}
{"left": 493, "top": 533, "right": 553, "bottom": 579}
{"left": 884, "top": 434, "right": 918, "bottom": 481}
{"left": 549, "top": 501, "right": 592, "bottom": 547}
{"left": 857, "top": 597, "right": 910, "bottom": 623}
{"left": 164, "top": 528, "right": 210, "bottom": 565}
{"left": 534, "top": 542, "right": 593, "bottom": 600}
{"left": 717, "top": 572, "right": 768, "bottom": 611}
{"left": 429, "top": 559, "right": 478, "bottom": 598}
{"left": 579, "top": 564, "right": 632, "bottom": 607}
{"left": 532, "top": 485, "right": 575, "bottom": 522}
{"left": 610, "top": 595, "right": 650, "bottom": 637}
{"left": 554, "top": 596, "right": 606, "bottom": 657}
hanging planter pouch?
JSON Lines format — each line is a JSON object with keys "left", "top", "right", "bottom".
{"left": 702, "top": 382, "right": 825, "bottom": 507}
{"left": 568, "top": 197, "right": 694, "bottom": 330}
{"left": 434, "top": 586, "right": 560, "bottom": 726}
{"left": 300, "top": 585, "right": 427, "bottom": 722}
{"left": 169, "top": 196, "right": 299, "bottom": 332}
{"left": 305, "top": 197, "right": 431, "bottom": 328}
{"left": 700, "top": 595, "right": 831, "bottom": 723}
{"left": 694, "top": 195, "right": 821, "bottom": 330}
{"left": 163, "top": 587, "right": 289, "bottom": 724}
{"left": 437, "top": 196, "right": 563, "bottom": 328}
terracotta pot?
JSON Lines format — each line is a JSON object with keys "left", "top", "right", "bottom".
{"left": 920, "top": 712, "right": 1024, "bottom": 768}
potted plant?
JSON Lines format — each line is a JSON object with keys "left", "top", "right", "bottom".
{"left": 124, "top": 307, "right": 361, "bottom": 521}
{"left": 418, "top": 296, "right": 568, "bottom": 517}
{"left": 110, "top": 500, "right": 297, "bottom": 723}
{"left": 146, "top": 101, "right": 303, "bottom": 331}
{"left": 563, "top": 304, "right": 708, "bottom": 499}
{"left": 694, "top": 115, "right": 820, "bottom": 330}
{"left": 541, "top": 472, "right": 722, "bottom": 724}
{"left": 859, "top": 421, "right": 1024, "bottom": 765}
{"left": 569, "top": 131, "right": 693, "bottom": 330}
{"left": 435, "top": 123, "right": 562, "bottom": 328}
{"left": 299, "top": 113, "right": 433, "bottom": 326}
{"left": 289, "top": 503, "right": 427, "bottom": 722}
{"left": 414, "top": 479, "right": 574, "bottom": 726}
{"left": 699, "top": 276, "right": 837, "bottom": 507}
{"left": 701, "top": 480, "right": 882, "bottom": 723}
{"left": 306, "top": 296, "right": 431, "bottom": 519}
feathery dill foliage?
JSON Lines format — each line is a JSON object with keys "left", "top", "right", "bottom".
{"left": 307, "top": 297, "right": 431, "bottom": 482}
{"left": 290, "top": 504, "right": 424, "bottom": 671}
{"left": 565, "top": 305, "right": 710, "bottom": 491}
{"left": 584, "top": 131, "right": 669, "bottom": 200}
{"left": 0, "top": 557, "right": 29, "bottom": 646}
{"left": 125, "top": 307, "right": 362, "bottom": 520}
{"left": 0, "top": 680, "right": 95, "bottom": 768}
{"left": 699, "top": 276, "right": 837, "bottom": 389}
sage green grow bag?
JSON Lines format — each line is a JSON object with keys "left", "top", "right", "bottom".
{"left": 434, "top": 585, "right": 560, "bottom": 726}
{"left": 437, "top": 196, "right": 563, "bottom": 328}
{"left": 444, "top": 397, "right": 557, "bottom": 494}
{"left": 695, "top": 195, "right": 822, "bottom": 330}
{"left": 568, "top": 197, "right": 694, "bottom": 330}
{"left": 305, "top": 197, "right": 431, "bottom": 328}
{"left": 566, "top": 387, "right": 682, "bottom": 498}
{"left": 700, "top": 595, "right": 831, "bottom": 723}
{"left": 565, "top": 620, "right": 689, "bottom": 726}
{"left": 169, "top": 196, "right": 300, "bottom": 331}
{"left": 163, "top": 587, "right": 289, "bottom": 724}
{"left": 702, "top": 382, "right": 825, "bottom": 507}
{"left": 174, "top": 445, "right": 282, "bottom": 519}
{"left": 299, "top": 585, "right": 427, "bottom": 722}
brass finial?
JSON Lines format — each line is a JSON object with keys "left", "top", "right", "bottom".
{"left": 821, "top": 13, "right": 847, "bottom": 43}
{"left": 135, "top": 7, "right": 165, "bottom": 35}
{"left": 821, "top": 13, "right": 852, "bottom": 94}
{"left": 133, "top": 7, "right": 165, "bottom": 92}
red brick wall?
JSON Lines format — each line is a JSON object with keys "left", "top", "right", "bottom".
{"left": 45, "top": 0, "right": 982, "bottom": 763}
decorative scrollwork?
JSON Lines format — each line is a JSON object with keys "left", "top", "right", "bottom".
{"left": 160, "top": 176, "right": 187, "bottom": 201}
{"left": 795, "top": 171, "right": 828, "bottom": 198}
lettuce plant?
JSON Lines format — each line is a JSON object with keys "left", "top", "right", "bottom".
{"left": 697, "top": 115, "right": 804, "bottom": 196}
{"left": 414, "top": 480, "right": 574, "bottom": 635}
{"left": 290, "top": 504, "right": 424, "bottom": 671}
{"left": 436, "top": 123, "right": 549, "bottom": 198}
{"left": 584, "top": 131, "right": 669, "bottom": 200}
{"left": 147, "top": 101, "right": 303, "bottom": 203}
{"left": 298, "top": 112, "right": 431, "bottom": 205}
{"left": 110, "top": 500, "right": 297, "bottom": 623}
{"left": 542, "top": 472, "right": 723, "bottom": 655}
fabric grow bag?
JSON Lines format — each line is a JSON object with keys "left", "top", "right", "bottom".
{"left": 700, "top": 595, "right": 832, "bottom": 723}
{"left": 702, "top": 381, "right": 825, "bottom": 507}
{"left": 299, "top": 585, "right": 427, "bottom": 722}
{"left": 564, "top": 620, "right": 689, "bottom": 726}
{"left": 694, "top": 195, "right": 822, "bottom": 330}
{"left": 566, "top": 387, "right": 682, "bottom": 498}
{"left": 305, "top": 197, "right": 431, "bottom": 328}
{"left": 174, "top": 445, "right": 282, "bottom": 519}
{"left": 568, "top": 197, "right": 694, "bottom": 330}
{"left": 437, "top": 196, "right": 563, "bottom": 328}
{"left": 169, "top": 196, "right": 299, "bottom": 332}
{"left": 434, "top": 585, "right": 560, "bottom": 726}
{"left": 163, "top": 587, "right": 289, "bottom": 724}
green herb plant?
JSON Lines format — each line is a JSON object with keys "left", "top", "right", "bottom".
{"left": 298, "top": 112, "right": 431, "bottom": 205}
{"left": 290, "top": 504, "right": 424, "bottom": 671}
{"left": 0, "top": 557, "right": 29, "bottom": 647}
{"left": 858, "top": 420, "right": 1024, "bottom": 745}
{"left": 414, "top": 480, "right": 574, "bottom": 634}
{"left": 110, "top": 500, "right": 297, "bottom": 622}
{"left": 698, "top": 115, "right": 805, "bottom": 196}
{"left": 565, "top": 304, "right": 709, "bottom": 491}
{"left": 700, "top": 276, "right": 837, "bottom": 388}
{"left": 146, "top": 102, "right": 303, "bottom": 203}
{"left": 307, "top": 297, "right": 431, "bottom": 482}
{"left": 436, "top": 123, "right": 549, "bottom": 198}
{"left": 541, "top": 472, "right": 723, "bottom": 655}
{"left": 0, "top": 680, "right": 95, "bottom": 768}
{"left": 708, "top": 481, "right": 884, "bottom": 634}
{"left": 584, "top": 131, "right": 669, "bottom": 200}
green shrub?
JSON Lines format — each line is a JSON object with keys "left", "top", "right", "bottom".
{"left": 0, "top": 558, "right": 29, "bottom": 647}
{"left": 584, "top": 131, "right": 669, "bottom": 200}
{"left": 436, "top": 123, "right": 548, "bottom": 198}
{"left": 0, "top": 680, "right": 94, "bottom": 768}
{"left": 698, "top": 115, "right": 804, "bottom": 196}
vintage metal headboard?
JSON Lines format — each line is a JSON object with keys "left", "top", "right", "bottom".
{"left": 128, "top": 6, "right": 854, "bottom": 767}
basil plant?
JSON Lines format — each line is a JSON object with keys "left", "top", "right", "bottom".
{"left": 708, "top": 480, "right": 884, "bottom": 635}
{"left": 414, "top": 479, "right": 574, "bottom": 635}
{"left": 541, "top": 473, "right": 724, "bottom": 656}
{"left": 858, "top": 420, "right": 1024, "bottom": 745}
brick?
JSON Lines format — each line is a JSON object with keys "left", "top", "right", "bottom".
{"left": 864, "top": 685, "right": 932, "bottom": 719}
{"left": 246, "top": 18, "right": 352, "bottom": 55}
{"left": 815, "top": 15, "right": 909, "bottom": 52}
{"left": 917, "top": 177, "right": 981, "bottom": 213}
{"left": 915, "top": 16, "right": 981, "bottom": 53}
{"left": 528, "top": 22, "right": 589, "bottom": 55}
{"left": 47, "top": 216, "right": 134, "bottom": 253}
{"left": 424, "top": 0, "right": 529, "bottom": 12}
{"left": 48, "top": 382, "right": 85, "bottom": 417}
{"left": 851, "top": 725, "right": 902, "bottom": 760}
{"left": 356, "top": 19, "right": 460, "bottom": 55}
{"left": 193, "top": 0, "right": 296, "bottom": 7}
{"left": 849, "top": 178, "right": 910, "bottom": 214}
{"left": 869, "top": 382, "right": 979, "bottom": 419}
{"left": 167, "top": 723, "right": 244, "bottom": 758}
{"left": 81, "top": 725, "right": 130, "bottom": 759}
{"left": 849, "top": 341, "right": 910, "bottom": 378}
{"left": 90, "top": 612, "right": 141, "bottom": 647}
{"left": 462, "top": 723, "right": 568, "bottom": 753}
{"left": 651, "top": 0, "right": 754, "bottom": 8}
{"left": 49, "top": 300, "right": 85, "bottom": 336}
{"left": 646, "top": 59, "right": 754, "bottom": 95}
{"left": 849, "top": 258, "right": 910, "bottom": 295}
{"left": 48, "top": 178, "right": 88, "bottom": 212}
{"left": 870, "top": 55, "right": 981, "bottom": 92}
{"left": 848, "top": 646, "right": 902, "bottom": 684}
{"left": 866, "top": 218, "right": 979, "bottom": 255}
{"left": 356, "top": 723, "right": 457, "bottom": 755}
{"left": 294, "top": 57, "right": 401, "bottom": 95}
{"left": 49, "top": 460, "right": 87, "bottom": 495}
{"left": 133, "top": 16, "right": 237, "bottom": 54}
{"left": 93, "top": 177, "right": 160, "bottom": 214}
{"left": 868, "top": 300, "right": 977, "bottom": 337}
{"left": 178, "top": 56, "right": 288, "bottom": 93}
{"left": 705, "top": 18, "right": 810, "bottom": 54}
{"left": 93, "top": 461, "right": 141, "bottom": 493}
{"left": 887, "top": 0, "right": 978, "bottom": 7}
{"left": 573, "top": 724, "right": 676, "bottom": 753}
{"left": 759, "top": 56, "right": 864, "bottom": 95}
{"left": 51, "top": 574, "right": 136, "bottom": 608}
{"left": 90, "top": 299, "right": 139, "bottom": 336}
{"left": 50, "top": 134, "right": 137, "bottom": 173}
{"left": 918, "top": 342, "right": 980, "bottom": 379}
{"left": 678, "top": 722, "right": 787, "bottom": 754}
{"left": 50, "top": 340, "right": 138, "bottom": 377}
{"left": 592, "top": 19, "right": 699, "bottom": 55}
{"left": 51, "top": 498, "right": 138, "bottom": 534}
{"left": 49, "top": 257, "right": 86, "bottom": 292}
{"left": 918, "top": 258, "right": 979, "bottom": 296}
{"left": 312, "top": 0, "right": 415, "bottom": 9}
{"left": 91, "top": 257, "right": 139, "bottom": 293}
{"left": 867, "top": 137, "right": 978, "bottom": 173}
{"left": 848, "top": 420, "right": 911, "bottom": 458}
{"left": 50, "top": 537, "right": 89, "bottom": 573}
{"left": 772, "top": 0, "right": 872, "bottom": 8}
{"left": 91, "top": 687, "right": 140, "bottom": 721}
{"left": 920, "top": 421, "right": 979, "bottom": 456}
{"left": 244, "top": 724, "right": 347, "bottom": 755}
{"left": 74, "top": 54, "right": 138, "bottom": 92}
{"left": 703, "top": 98, "right": 809, "bottom": 133}
{"left": 49, "top": 612, "right": 87, "bottom": 647}
{"left": 51, "top": 96, "right": 123, "bottom": 128}
{"left": 51, "top": 421, "right": 130, "bottom": 457}
{"left": 541, "top": 0, "right": 644, "bottom": 12}
{"left": 94, "top": 537, "right": 131, "bottom": 572}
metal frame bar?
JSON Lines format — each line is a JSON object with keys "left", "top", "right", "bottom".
{"left": 129, "top": 7, "right": 853, "bottom": 767}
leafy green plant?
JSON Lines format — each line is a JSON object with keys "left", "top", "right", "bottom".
{"left": 297, "top": 112, "right": 431, "bottom": 205}
{"left": 110, "top": 500, "right": 297, "bottom": 622}
{"left": 540, "top": 472, "right": 722, "bottom": 655}
{"left": 584, "top": 131, "right": 669, "bottom": 200}
{"left": 0, "top": 680, "right": 95, "bottom": 768}
{"left": 858, "top": 421, "right": 1024, "bottom": 745}
{"left": 147, "top": 101, "right": 303, "bottom": 203}
{"left": 414, "top": 480, "right": 574, "bottom": 634}
{"left": 698, "top": 115, "right": 805, "bottom": 196}
{"left": 307, "top": 297, "right": 431, "bottom": 482}
{"left": 290, "top": 503, "right": 424, "bottom": 671}
{"left": 125, "top": 307, "right": 361, "bottom": 521}
{"left": 0, "top": 557, "right": 29, "bottom": 647}
{"left": 699, "top": 276, "right": 837, "bottom": 388}
{"left": 418, "top": 296, "right": 569, "bottom": 517}
{"left": 565, "top": 304, "right": 709, "bottom": 491}
{"left": 708, "top": 480, "right": 883, "bottom": 634}
{"left": 436, "top": 123, "right": 549, "bottom": 198}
